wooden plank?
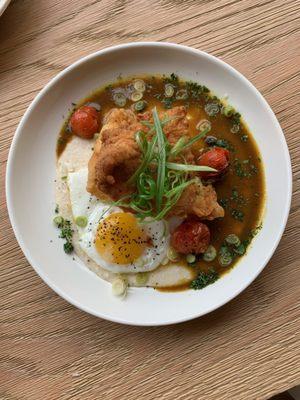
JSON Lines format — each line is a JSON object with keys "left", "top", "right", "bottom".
{"left": 0, "top": 1, "right": 299, "bottom": 399}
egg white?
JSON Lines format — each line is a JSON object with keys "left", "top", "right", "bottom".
{"left": 67, "top": 168, "right": 170, "bottom": 273}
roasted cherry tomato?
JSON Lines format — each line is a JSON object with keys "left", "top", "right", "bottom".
{"left": 70, "top": 106, "right": 99, "bottom": 139}
{"left": 171, "top": 218, "right": 210, "bottom": 254}
{"left": 198, "top": 147, "right": 230, "bottom": 179}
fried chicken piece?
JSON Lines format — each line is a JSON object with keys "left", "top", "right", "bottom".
{"left": 88, "top": 106, "right": 193, "bottom": 201}
{"left": 139, "top": 106, "right": 194, "bottom": 163}
{"left": 87, "top": 108, "right": 143, "bottom": 200}
{"left": 169, "top": 182, "right": 225, "bottom": 220}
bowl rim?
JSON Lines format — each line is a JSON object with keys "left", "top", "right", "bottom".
{"left": 0, "top": 0, "right": 11, "bottom": 17}
{"left": 6, "top": 42, "right": 292, "bottom": 326}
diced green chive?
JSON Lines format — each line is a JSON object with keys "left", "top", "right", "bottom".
{"left": 203, "top": 245, "right": 217, "bottom": 262}
{"left": 53, "top": 216, "right": 64, "bottom": 227}
{"left": 225, "top": 234, "right": 241, "bottom": 246}
{"left": 131, "top": 91, "right": 143, "bottom": 102}
{"left": 222, "top": 105, "right": 235, "bottom": 117}
{"left": 186, "top": 254, "right": 196, "bottom": 264}
{"left": 133, "top": 79, "right": 146, "bottom": 92}
{"left": 75, "top": 216, "right": 88, "bottom": 228}
{"left": 134, "top": 100, "right": 147, "bottom": 112}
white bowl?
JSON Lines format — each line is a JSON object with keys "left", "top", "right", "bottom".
{"left": 6, "top": 42, "right": 292, "bottom": 326}
{"left": 0, "top": 0, "right": 11, "bottom": 17}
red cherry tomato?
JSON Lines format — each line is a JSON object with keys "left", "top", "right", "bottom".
{"left": 171, "top": 218, "right": 210, "bottom": 254}
{"left": 198, "top": 147, "right": 230, "bottom": 179}
{"left": 70, "top": 106, "right": 99, "bottom": 139}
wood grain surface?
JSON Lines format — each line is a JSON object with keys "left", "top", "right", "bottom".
{"left": 0, "top": 1, "right": 299, "bottom": 399}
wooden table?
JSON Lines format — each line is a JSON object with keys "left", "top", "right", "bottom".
{"left": 1, "top": 1, "right": 299, "bottom": 399}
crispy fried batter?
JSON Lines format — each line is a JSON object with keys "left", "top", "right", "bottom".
{"left": 139, "top": 106, "right": 194, "bottom": 163}
{"left": 169, "top": 182, "right": 225, "bottom": 220}
{"left": 87, "top": 108, "right": 142, "bottom": 200}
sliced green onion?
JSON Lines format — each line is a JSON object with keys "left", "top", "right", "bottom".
{"left": 170, "top": 128, "right": 210, "bottom": 157}
{"left": 234, "top": 243, "right": 246, "bottom": 255}
{"left": 113, "top": 92, "right": 126, "bottom": 107}
{"left": 203, "top": 245, "right": 217, "bottom": 262}
{"left": 167, "top": 247, "right": 179, "bottom": 262}
{"left": 225, "top": 234, "right": 241, "bottom": 246}
{"left": 164, "top": 83, "right": 175, "bottom": 97}
{"left": 134, "top": 100, "right": 147, "bottom": 111}
{"left": 53, "top": 216, "right": 64, "bottom": 227}
{"left": 231, "top": 124, "right": 240, "bottom": 133}
{"left": 222, "top": 105, "right": 235, "bottom": 117}
{"left": 196, "top": 119, "right": 211, "bottom": 132}
{"left": 133, "top": 79, "right": 146, "bottom": 92}
{"left": 186, "top": 254, "right": 196, "bottom": 264}
{"left": 135, "top": 272, "right": 149, "bottom": 286}
{"left": 170, "top": 137, "right": 187, "bottom": 156}
{"left": 112, "top": 277, "right": 128, "bottom": 297}
{"left": 75, "top": 216, "right": 88, "bottom": 228}
{"left": 140, "top": 120, "right": 153, "bottom": 129}
{"left": 153, "top": 107, "right": 166, "bottom": 212}
{"left": 219, "top": 252, "right": 233, "bottom": 267}
{"left": 219, "top": 245, "right": 230, "bottom": 256}
{"left": 135, "top": 131, "right": 147, "bottom": 152}
{"left": 128, "top": 134, "right": 157, "bottom": 183}
{"left": 166, "top": 162, "right": 217, "bottom": 172}
{"left": 165, "top": 178, "right": 197, "bottom": 199}
{"left": 152, "top": 195, "right": 179, "bottom": 220}
{"left": 131, "top": 91, "right": 143, "bottom": 102}
{"left": 137, "top": 173, "right": 156, "bottom": 199}
{"left": 204, "top": 102, "right": 219, "bottom": 116}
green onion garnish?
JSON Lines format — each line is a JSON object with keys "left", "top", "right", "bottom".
{"left": 153, "top": 107, "right": 166, "bottom": 212}
{"left": 166, "top": 162, "right": 217, "bottom": 173}
{"left": 170, "top": 128, "right": 210, "bottom": 157}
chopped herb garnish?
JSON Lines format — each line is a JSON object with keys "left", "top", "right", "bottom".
{"left": 230, "top": 188, "right": 246, "bottom": 205}
{"left": 219, "top": 198, "right": 229, "bottom": 209}
{"left": 163, "top": 73, "right": 179, "bottom": 85}
{"left": 185, "top": 81, "right": 209, "bottom": 100}
{"left": 54, "top": 216, "right": 74, "bottom": 254}
{"left": 64, "top": 242, "right": 74, "bottom": 254}
{"left": 215, "top": 138, "right": 234, "bottom": 151}
{"left": 204, "top": 102, "right": 220, "bottom": 117}
{"left": 190, "top": 269, "right": 219, "bottom": 290}
{"left": 232, "top": 112, "right": 241, "bottom": 125}
{"left": 162, "top": 97, "right": 174, "bottom": 109}
{"left": 231, "top": 209, "right": 244, "bottom": 222}
{"left": 233, "top": 159, "right": 258, "bottom": 178}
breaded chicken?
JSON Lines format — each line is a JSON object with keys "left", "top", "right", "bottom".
{"left": 169, "top": 182, "right": 225, "bottom": 220}
{"left": 139, "top": 106, "right": 194, "bottom": 164}
{"left": 87, "top": 106, "right": 192, "bottom": 200}
{"left": 87, "top": 108, "right": 143, "bottom": 200}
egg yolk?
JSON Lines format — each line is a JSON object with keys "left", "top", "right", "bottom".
{"left": 95, "top": 212, "right": 148, "bottom": 265}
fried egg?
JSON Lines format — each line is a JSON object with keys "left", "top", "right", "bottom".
{"left": 68, "top": 168, "right": 169, "bottom": 273}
